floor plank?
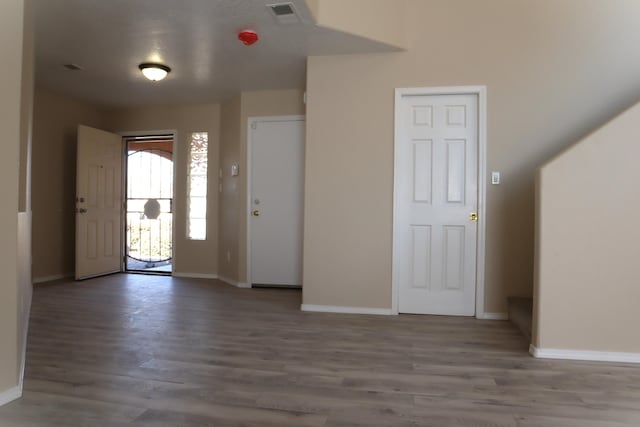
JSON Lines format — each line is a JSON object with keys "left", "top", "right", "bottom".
{"left": 0, "top": 274, "right": 638, "bottom": 426}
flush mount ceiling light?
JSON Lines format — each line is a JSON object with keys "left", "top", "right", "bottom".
{"left": 139, "top": 63, "right": 171, "bottom": 81}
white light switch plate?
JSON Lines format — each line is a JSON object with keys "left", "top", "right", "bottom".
{"left": 491, "top": 171, "right": 500, "bottom": 185}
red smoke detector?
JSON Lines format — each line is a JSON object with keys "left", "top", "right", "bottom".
{"left": 238, "top": 30, "right": 259, "bottom": 46}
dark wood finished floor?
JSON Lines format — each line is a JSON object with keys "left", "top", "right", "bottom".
{"left": 0, "top": 274, "right": 638, "bottom": 426}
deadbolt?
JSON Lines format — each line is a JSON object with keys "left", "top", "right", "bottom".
{"left": 470, "top": 212, "right": 478, "bottom": 222}
{"left": 252, "top": 210, "right": 260, "bottom": 217}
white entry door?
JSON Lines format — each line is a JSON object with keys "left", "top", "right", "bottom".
{"left": 75, "top": 125, "right": 123, "bottom": 280}
{"left": 394, "top": 92, "right": 479, "bottom": 315}
{"left": 249, "top": 117, "right": 305, "bottom": 286}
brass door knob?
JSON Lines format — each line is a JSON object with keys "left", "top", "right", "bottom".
{"left": 470, "top": 212, "right": 478, "bottom": 222}
{"left": 252, "top": 210, "right": 260, "bottom": 217}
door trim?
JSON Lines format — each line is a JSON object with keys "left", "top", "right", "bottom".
{"left": 392, "top": 86, "right": 487, "bottom": 318}
{"left": 119, "top": 129, "right": 178, "bottom": 275}
{"left": 246, "top": 115, "right": 305, "bottom": 288}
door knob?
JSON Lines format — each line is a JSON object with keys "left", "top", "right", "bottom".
{"left": 252, "top": 210, "right": 260, "bottom": 217}
{"left": 469, "top": 212, "right": 478, "bottom": 222}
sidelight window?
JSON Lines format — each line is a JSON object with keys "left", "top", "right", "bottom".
{"left": 187, "top": 132, "right": 208, "bottom": 240}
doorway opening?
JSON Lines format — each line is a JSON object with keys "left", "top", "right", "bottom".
{"left": 124, "top": 134, "right": 174, "bottom": 274}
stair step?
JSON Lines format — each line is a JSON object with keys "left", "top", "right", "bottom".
{"left": 508, "top": 297, "right": 533, "bottom": 342}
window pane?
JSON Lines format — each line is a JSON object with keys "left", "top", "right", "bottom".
{"left": 189, "top": 175, "right": 207, "bottom": 197}
{"left": 187, "top": 132, "right": 208, "bottom": 240}
{"left": 189, "top": 218, "right": 207, "bottom": 241}
{"left": 189, "top": 153, "right": 208, "bottom": 175}
{"left": 190, "top": 132, "right": 208, "bottom": 154}
{"left": 188, "top": 197, "right": 207, "bottom": 218}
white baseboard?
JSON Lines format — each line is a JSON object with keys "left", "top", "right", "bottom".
{"left": 530, "top": 344, "right": 640, "bottom": 364}
{"left": 476, "top": 312, "right": 509, "bottom": 320}
{"left": 33, "top": 273, "right": 70, "bottom": 284}
{"left": 18, "top": 293, "right": 31, "bottom": 398}
{"left": 172, "top": 272, "right": 218, "bottom": 280}
{"left": 0, "top": 385, "right": 22, "bottom": 407}
{"left": 218, "top": 276, "right": 251, "bottom": 288}
{"left": 301, "top": 304, "right": 395, "bottom": 315}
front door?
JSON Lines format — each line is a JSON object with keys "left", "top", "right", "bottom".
{"left": 395, "top": 93, "right": 478, "bottom": 315}
{"left": 124, "top": 135, "right": 174, "bottom": 274}
{"left": 75, "top": 125, "right": 122, "bottom": 280}
{"left": 249, "top": 117, "right": 305, "bottom": 286}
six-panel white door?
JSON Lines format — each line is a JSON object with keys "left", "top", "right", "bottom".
{"left": 249, "top": 117, "right": 305, "bottom": 286}
{"left": 75, "top": 125, "right": 122, "bottom": 280}
{"left": 395, "top": 94, "right": 478, "bottom": 315}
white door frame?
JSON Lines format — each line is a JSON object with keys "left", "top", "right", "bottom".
{"left": 119, "top": 129, "right": 178, "bottom": 275}
{"left": 392, "top": 86, "right": 487, "bottom": 318}
{"left": 246, "top": 115, "right": 305, "bottom": 287}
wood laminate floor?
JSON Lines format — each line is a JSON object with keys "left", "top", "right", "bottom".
{"left": 0, "top": 274, "right": 638, "bottom": 426}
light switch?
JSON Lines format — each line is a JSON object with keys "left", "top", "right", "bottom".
{"left": 231, "top": 163, "right": 239, "bottom": 177}
{"left": 491, "top": 171, "right": 500, "bottom": 185}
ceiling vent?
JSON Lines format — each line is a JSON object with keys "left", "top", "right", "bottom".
{"left": 267, "top": 2, "right": 300, "bottom": 24}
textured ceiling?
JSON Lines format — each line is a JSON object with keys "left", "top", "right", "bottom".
{"left": 35, "top": 0, "right": 397, "bottom": 108}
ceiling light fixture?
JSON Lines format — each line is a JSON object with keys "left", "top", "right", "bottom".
{"left": 139, "top": 63, "right": 171, "bottom": 81}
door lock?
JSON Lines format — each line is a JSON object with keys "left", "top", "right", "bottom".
{"left": 252, "top": 210, "right": 260, "bottom": 217}
{"left": 77, "top": 208, "right": 88, "bottom": 214}
{"left": 470, "top": 212, "right": 478, "bottom": 222}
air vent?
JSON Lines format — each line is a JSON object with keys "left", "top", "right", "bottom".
{"left": 63, "top": 63, "right": 83, "bottom": 71}
{"left": 267, "top": 2, "right": 300, "bottom": 24}
{"left": 270, "top": 3, "right": 294, "bottom": 16}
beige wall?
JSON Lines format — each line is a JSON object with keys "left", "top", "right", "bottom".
{"left": 534, "top": 102, "right": 640, "bottom": 353}
{"left": 218, "top": 95, "right": 242, "bottom": 283}
{"left": 304, "top": 0, "right": 319, "bottom": 21}
{"left": 32, "top": 90, "right": 302, "bottom": 283}
{"left": 218, "top": 90, "right": 305, "bottom": 285}
{"left": 17, "top": 0, "right": 34, "bottom": 394}
{"left": 31, "top": 89, "right": 111, "bottom": 281}
{"left": 0, "top": 0, "right": 26, "bottom": 395}
{"left": 19, "top": 0, "right": 34, "bottom": 213}
{"left": 303, "top": 0, "right": 640, "bottom": 312}
{"left": 238, "top": 90, "right": 306, "bottom": 284}
{"left": 32, "top": 97, "right": 221, "bottom": 279}
{"left": 310, "top": 0, "right": 406, "bottom": 49}
{"left": 110, "top": 103, "right": 221, "bottom": 276}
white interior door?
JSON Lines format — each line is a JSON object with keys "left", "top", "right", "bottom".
{"left": 75, "top": 125, "right": 122, "bottom": 280}
{"left": 395, "top": 93, "right": 478, "bottom": 315}
{"left": 249, "top": 117, "right": 305, "bottom": 286}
